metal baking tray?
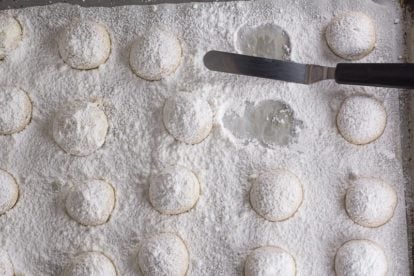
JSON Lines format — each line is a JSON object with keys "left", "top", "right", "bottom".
{"left": 1, "top": 0, "right": 413, "bottom": 274}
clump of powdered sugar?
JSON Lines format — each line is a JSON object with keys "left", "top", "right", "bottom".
{"left": 65, "top": 179, "right": 115, "bottom": 226}
{"left": 244, "top": 246, "right": 296, "bottom": 276}
{"left": 52, "top": 101, "right": 109, "bottom": 156}
{"left": 326, "top": 12, "right": 376, "bottom": 60}
{"left": 62, "top": 251, "right": 117, "bottom": 276}
{"left": 249, "top": 169, "right": 303, "bottom": 222}
{"left": 129, "top": 28, "right": 182, "bottom": 81}
{"left": 0, "top": 86, "right": 32, "bottom": 135}
{"left": 0, "top": 249, "right": 14, "bottom": 276}
{"left": 336, "top": 95, "right": 387, "bottom": 145}
{"left": 345, "top": 177, "right": 397, "bottom": 228}
{"left": 335, "top": 239, "right": 387, "bottom": 276}
{"left": 149, "top": 166, "right": 200, "bottom": 215}
{"left": 0, "top": 169, "right": 19, "bottom": 215}
{"left": 138, "top": 233, "right": 189, "bottom": 276}
{"left": 162, "top": 92, "right": 213, "bottom": 145}
{"left": 0, "top": 15, "right": 22, "bottom": 60}
{"left": 58, "top": 19, "right": 111, "bottom": 70}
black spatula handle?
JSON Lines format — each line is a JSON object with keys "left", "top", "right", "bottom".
{"left": 335, "top": 63, "right": 414, "bottom": 89}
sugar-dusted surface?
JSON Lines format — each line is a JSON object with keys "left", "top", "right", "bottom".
{"left": 0, "top": 0, "right": 409, "bottom": 275}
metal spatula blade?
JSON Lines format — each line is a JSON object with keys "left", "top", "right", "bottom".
{"left": 203, "top": 50, "right": 414, "bottom": 89}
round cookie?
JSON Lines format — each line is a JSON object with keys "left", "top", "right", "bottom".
{"left": 335, "top": 239, "right": 387, "bottom": 276}
{"left": 65, "top": 179, "right": 115, "bottom": 226}
{"left": 336, "top": 95, "right": 386, "bottom": 145}
{"left": 58, "top": 19, "right": 111, "bottom": 70}
{"left": 0, "top": 86, "right": 32, "bottom": 135}
{"left": 326, "top": 12, "right": 376, "bottom": 60}
{"left": 138, "top": 233, "right": 189, "bottom": 276}
{"left": 52, "top": 101, "right": 108, "bottom": 156}
{"left": 0, "top": 15, "right": 22, "bottom": 59}
{"left": 0, "top": 169, "right": 19, "bottom": 215}
{"left": 129, "top": 28, "right": 182, "bottom": 80}
{"left": 250, "top": 169, "right": 303, "bottom": 222}
{"left": 63, "top": 251, "right": 117, "bottom": 276}
{"left": 0, "top": 249, "right": 14, "bottom": 276}
{"left": 149, "top": 166, "right": 200, "bottom": 215}
{"left": 163, "top": 92, "right": 213, "bottom": 144}
{"left": 345, "top": 177, "right": 397, "bottom": 228}
{"left": 244, "top": 246, "right": 296, "bottom": 276}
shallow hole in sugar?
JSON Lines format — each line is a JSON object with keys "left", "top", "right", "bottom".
{"left": 222, "top": 100, "right": 303, "bottom": 147}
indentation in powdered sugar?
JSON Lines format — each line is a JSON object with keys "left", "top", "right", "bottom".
{"left": 222, "top": 99, "right": 303, "bottom": 147}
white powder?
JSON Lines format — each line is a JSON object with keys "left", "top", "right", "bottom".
{"left": 0, "top": 15, "right": 22, "bottom": 60}
{"left": 325, "top": 12, "right": 376, "bottom": 60}
{"left": 163, "top": 92, "right": 213, "bottom": 145}
{"left": 0, "top": 86, "right": 32, "bottom": 135}
{"left": 335, "top": 239, "right": 388, "bottom": 276}
{"left": 62, "top": 251, "right": 117, "bottom": 276}
{"left": 129, "top": 28, "right": 182, "bottom": 81}
{"left": 336, "top": 95, "right": 387, "bottom": 145}
{"left": 65, "top": 179, "right": 115, "bottom": 226}
{"left": 52, "top": 101, "right": 109, "bottom": 156}
{"left": 244, "top": 246, "right": 296, "bottom": 276}
{"left": 138, "top": 233, "right": 189, "bottom": 276}
{"left": 345, "top": 177, "right": 397, "bottom": 228}
{"left": 0, "top": 0, "right": 409, "bottom": 275}
{"left": 149, "top": 166, "right": 200, "bottom": 215}
{"left": 0, "top": 169, "right": 19, "bottom": 215}
{"left": 0, "top": 249, "right": 13, "bottom": 276}
{"left": 57, "top": 19, "right": 111, "bottom": 70}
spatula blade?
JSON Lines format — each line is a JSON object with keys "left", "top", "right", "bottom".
{"left": 204, "top": 50, "right": 322, "bottom": 84}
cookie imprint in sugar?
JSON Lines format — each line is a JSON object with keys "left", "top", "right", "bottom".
{"left": 0, "top": 249, "right": 13, "bottom": 276}
{"left": 235, "top": 22, "right": 291, "bottom": 60}
{"left": 138, "top": 233, "right": 189, "bottom": 276}
{"left": 336, "top": 95, "right": 386, "bottom": 145}
{"left": 129, "top": 28, "right": 182, "bottom": 80}
{"left": 65, "top": 179, "right": 115, "bottom": 226}
{"left": 326, "top": 12, "right": 376, "bottom": 60}
{"left": 149, "top": 166, "right": 200, "bottom": 215}
{"left": 335, "top": 239, "right": 387, "bottom": 276}
{"left": 250, "top": 169, "right": 303, "bottom": 222}
{"left": 0, "top": 15, "right": 22, "bottom": 60}
{"left": 58, "top": 19, "right": 111, "bottom": 70}
{"left": 244, "top": 246, "right": 296, "bottom": 276}
{"left": 52, "top": 101, "right": 108, "bottom": 156}
{"left": 345, "top": 177, "right": 397, "bottom": 228}
{"left": 163, "top": 92, "right": 213, "bottom": 144}
{"left": 63, "top": 251, "right": 117, "bottom": 276}
{"left": 0, "top": 86, "right": 32, "bottom": 135}
{"left": 0, "top": 169, "right": 19, "bottom": 215}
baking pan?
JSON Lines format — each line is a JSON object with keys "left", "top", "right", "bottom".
{"left": 0, "top": 0, "right": 413, "bottom": 274}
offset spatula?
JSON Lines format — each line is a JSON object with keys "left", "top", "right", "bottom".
{"left": 204, "top": 50, "right": 414, "bottom": 89}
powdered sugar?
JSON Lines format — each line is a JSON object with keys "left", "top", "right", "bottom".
{"left": 129, "top": 28, "right": 182, "bottom": 81}
{"left": 52, "top": 101, "right": 109, "bottom": 156}
{"left": 325, "top": 12, "right": 376, "bottom": 60}
{"left": 0, "top": 86, "right": 32, "bottom": 135}
{"left": 0, "top": 0, "right": 409, "bottom": 275}
{"left": 65, "top": 179, "right": 115, "bottom": 226}
{"left": 0, "top": 15, "right": 22, "bottom": 60}
{"left": 244, "top": 246, "right": 296, "bottom": 276}
{"left": 336, "top": 95, "right": 387, "bottom": 145}
{"left": 149, "top": 166, "right": 200, "bottom": 215}
{"left": 138, "top": 233, "right": 189, "bottom": 276}
{"left": 0, "top": 169, "right": 18, "bottom": 215}
{"left": 0, "top": 249, "right": 13, "bottom": 276}
{"left": 58, "top": 19, "right": 111, "bottom": 70}
{"left": 345, "top": 177, "right": 397, "bottom": 228}
{"left": 62, "top": 251, "right": 117, "bottom": 276}
{"left": 249, "top": 169, "right": 303, "bottom": 222}
{"left": 335, "top": 239, "right": 387, "bottom": 276}
{"left": 163, "top": 92, "right": 213, "bottom": 144}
